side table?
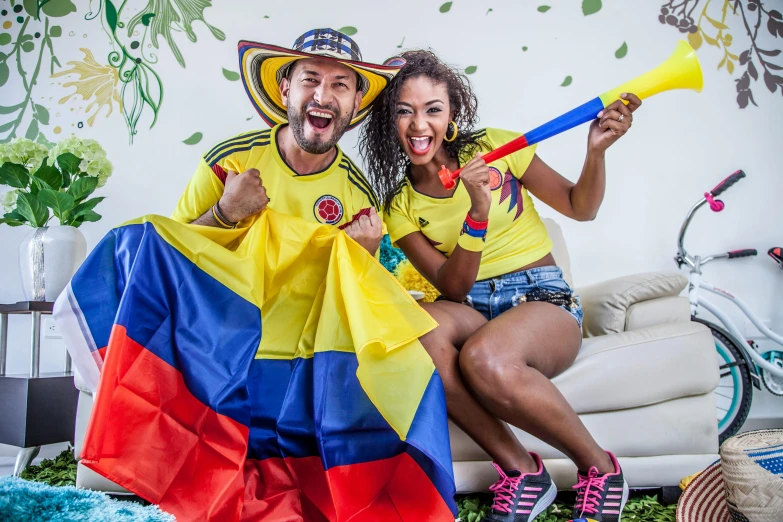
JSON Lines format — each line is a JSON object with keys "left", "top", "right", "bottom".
{"left": 0, "top": 301, "right": 78, "bottom": 477}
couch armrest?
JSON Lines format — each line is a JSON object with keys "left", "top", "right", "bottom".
{"left": 577, "top": 272, "right": 688, "bottom": 338}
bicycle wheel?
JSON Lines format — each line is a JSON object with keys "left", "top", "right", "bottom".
{"left": 692, "top": 318, "right": 753, "bottom": 444}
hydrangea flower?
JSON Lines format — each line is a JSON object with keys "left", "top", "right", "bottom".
{"left": 1, "top": 189, "right": 19, "bottom": 214}
{"left": 0, "top": 138, "right": 49, "bottom": 171}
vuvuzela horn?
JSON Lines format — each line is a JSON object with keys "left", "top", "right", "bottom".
{"left": 439, "top": 40, "right": 704, "bottom": 189}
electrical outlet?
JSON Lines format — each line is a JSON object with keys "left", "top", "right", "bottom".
{"left": 44, "top": 318, "right": 62, "bottom": 339}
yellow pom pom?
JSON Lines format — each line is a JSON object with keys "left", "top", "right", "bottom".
{"left": 680, "top": 471, "right": 701, "bottom": 491}
{"left": 394, "top": 260, "right": 440, "bottom": 303}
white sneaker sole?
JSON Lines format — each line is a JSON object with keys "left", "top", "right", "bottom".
{"left": 528, "top": 479, "right": 557, "bottom": 521}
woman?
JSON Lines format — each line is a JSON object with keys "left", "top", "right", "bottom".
{"left": 360, "top": 50, "right": 641, "bottom": 522}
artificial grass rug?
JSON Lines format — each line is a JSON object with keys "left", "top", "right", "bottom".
{"left": 457, "top": 494, "right": 677, "bottom": 522}
{"left": 19, "top": 448, "right": 77, "bottom": 487}
{"left": 0, "top": 476, "right": 173, "bottom": 522}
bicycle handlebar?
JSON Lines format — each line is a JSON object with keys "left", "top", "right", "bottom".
{"left": 710, "top": 170, "right": 746, "bottom": 197}
{"left": 728, "top": 249, "right": 758, "bottom": 259}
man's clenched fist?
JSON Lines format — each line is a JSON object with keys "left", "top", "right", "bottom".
{"left": 219, "top": 169, "right": 270, "bottom": 223}
{"left": 344, "top": 207, "right": 382, "bottom": 256}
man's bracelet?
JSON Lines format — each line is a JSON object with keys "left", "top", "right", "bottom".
{"left": 211, "top": 203, "right": 237, "bottom": 229}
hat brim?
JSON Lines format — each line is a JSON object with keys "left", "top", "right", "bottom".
{"left": 676, "top": 461, "right": 730, "bottom": 522}
{"left": 238, "top": 41, "right": 403, "bottom": 130}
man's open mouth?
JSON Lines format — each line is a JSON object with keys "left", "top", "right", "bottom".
{"left": 307, "top": 110, "right": 334, "bottom": 130}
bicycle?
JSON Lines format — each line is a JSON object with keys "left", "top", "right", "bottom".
{"left": 675, "top": 170, "right": 783, "bottom": 443}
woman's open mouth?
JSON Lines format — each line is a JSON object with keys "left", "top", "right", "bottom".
{"left": 408, "top": 136, "right": 433, "bottom": 155}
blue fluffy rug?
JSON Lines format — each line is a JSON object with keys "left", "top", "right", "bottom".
{"left": 0, "top": 477, "right": 173, "bottom": 522}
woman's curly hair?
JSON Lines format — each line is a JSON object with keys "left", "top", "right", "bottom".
{"left": 359, "top": 50, "right": 487, "bottom": 212}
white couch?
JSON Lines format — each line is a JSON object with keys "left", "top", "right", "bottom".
{"left": 72, "top": 218, "right": 720, "bottom": 494}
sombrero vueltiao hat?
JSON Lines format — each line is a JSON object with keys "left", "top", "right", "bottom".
{"left": 677, "top": 429, "right": 783, "bottom": 522}
{"left": 238, "top": 28, "right": 406, "bottom": 130}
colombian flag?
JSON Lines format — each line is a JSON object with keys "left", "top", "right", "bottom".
{"left": 54, "top": 210, "right": 456, "bottom": 521}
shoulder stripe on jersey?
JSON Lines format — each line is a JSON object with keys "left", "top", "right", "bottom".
{"left": 347, "top": 176, "right": 378, "bottom": 210}
{"left": 339, "top": 159, "right": 379, "bottom": 208}
{"left": 205, "top": 130, "right": 271, "bottom": 164}
{"left": 209, "top": 138, "right": 271, "bottom": 167}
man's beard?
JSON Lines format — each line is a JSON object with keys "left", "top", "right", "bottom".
{"left": 288, "top": 102, "right": 353, "bottom": 155}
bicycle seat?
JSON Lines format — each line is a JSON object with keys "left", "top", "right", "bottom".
{"left": 769, "top": 247, "right": 783, "bottom": 270}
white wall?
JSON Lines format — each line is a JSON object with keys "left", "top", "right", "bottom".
{"left": 1, "top": 0, "right": 781, "bottom": 457}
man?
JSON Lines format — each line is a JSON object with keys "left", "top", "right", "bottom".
{"left": 172, "top": 29, "right": 404, "bottom": 255}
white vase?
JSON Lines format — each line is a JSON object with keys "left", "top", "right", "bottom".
{"left": 18, "top": 226, "right": 87, "bottom": 302}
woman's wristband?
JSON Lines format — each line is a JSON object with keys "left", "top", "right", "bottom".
{"left": 458, "top": 212, "right": 487, "bottom": 251}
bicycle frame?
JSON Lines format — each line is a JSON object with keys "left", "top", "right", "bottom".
{"left": 677, "top": 173, "right": 783, "bottom": 379}
{"left": 689, "top": 272, "right": 783, "bottom": 378}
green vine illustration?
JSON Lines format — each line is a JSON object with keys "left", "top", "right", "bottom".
{"left": 0, "top": 0, "right": 74, "bottom": 145}
{"left": 83, "top": 0, "right": 223, "bottom": 142}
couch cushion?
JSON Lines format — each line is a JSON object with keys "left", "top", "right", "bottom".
{"left": 450, "top": 392, "right": 719, "bottom": 463}
{"left": 626, "top": 296, "right": 690, "bottom": 331}
{"left": 578, "top": 273, "right": 688, "bottom": 337}
{"left": 556, "top": 321, "right": 717, "bottom": 414}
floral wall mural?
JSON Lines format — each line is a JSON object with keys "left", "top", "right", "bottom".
{"left": 657, "top": 0, "right": 783, "bottom": 108}
{"left": 1, "top": 0, "right": 223, "bottom": 144}
{"left": 1, "top": 0, "right": 780, "bottom": 150}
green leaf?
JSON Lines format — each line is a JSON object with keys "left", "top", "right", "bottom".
{"left": 16, "top": 192, "right": 49, "bottom": 227}
{"left": 0, "top": 103, "right": 22, "bottom": 116}
{"left": 105, "top": 0, "right": 118, "bottom": 31}
{"left": 0, "top": 120, "right": 15, "bottom": 133}
{"left": 34, "top": 104, "right": 50, "bottom": 125}
{"left": 582, "top": 0, "right": 602, "bottom": 16}
{"left": 439, "top": 1, "right": 452, "bottom": 12}
{"left": 222, "top": 68, "right": 240, "bottom": 81}
{"left": 561, "top": 75, "right": 573, "bottom": 86}
{"left": 0, "top": 216, "right": 25, "bottom": 226}
{"left": 67, "top": 176, "right": 98, "bottom": 201}
{"left": 25, "top": 119, "right": 39, "bottom": 140}
{"left": 50, "top": 25, "right": 62, "bottom": 38}
{"left": 22, "top": 41, "right": 35, "bottom": 53}
{"left": 56, "top": 153, "right": 81, "bottom": 176}
{"left": 71, "top": 196, "right": 104, "bottom": 217}
{"left": 615, "top": 41, "right": 628, "bottom": 59}
{"left": 33, "top": 163, "right": 62, "bottom": 190}
{"left": 38, "top": 189, "right": 75, "bottom": 217}
{"left": 0, "top": 62, "right": 8, "bottom": 88}
{"left": 0, "top": 33, "right": 12, "bottom": 45}
{"left": 464, "top": 65, "right": 477, "bottom": 74}
{"left": 41, "top": 0, "right": 78, "bottom": 18}
{"left": 77, "top": 210, "right": 101, "bottom": 223}
{"left": 0, "top": 163, "right": 31, "bottom": 188}
{"left": 522, "top": 46, "right": 528, "bottom": 51}
{"left": 36, "top": 132, "right": 55, "bottom": 148}
{"left": 183, "top": 132, "right": 203, "bottom": 145}
{"left": 23, "top": 0, "right": 38, "bottom": 18}
{"left": 538, "top": 5, "right": 551, "bottom": 12}
{"left": 141, "top": 13, "right": 155, "bottom": 26}
{"left": 338, "top": 26, "right": 358, "bottom": 36}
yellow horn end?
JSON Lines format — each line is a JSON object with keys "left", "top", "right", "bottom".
{"left": 599, "top": 40, "right": 704, "bottom": 107}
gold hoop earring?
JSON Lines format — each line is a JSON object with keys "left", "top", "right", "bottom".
{"left": 444, "top": 121, "right": 459, "bottom": 143}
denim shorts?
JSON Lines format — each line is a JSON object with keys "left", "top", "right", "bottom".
{"left": 462, "top": 266, "right": 583, "bottom": 327}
